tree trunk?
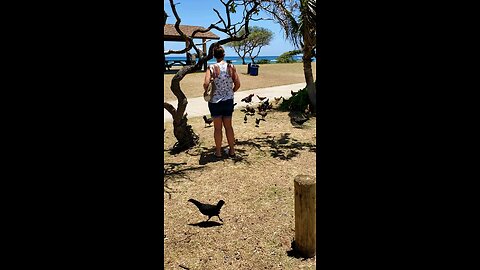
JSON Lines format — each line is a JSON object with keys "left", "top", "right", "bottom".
{"left": 164, "top": 64, "right": 200, "bottom": 152}
{"left": 172, "top": 113, "right": 198, "bottom": 151}
{"left": 302, "top": 37, "right": 316, "bottom": 112}
{"left": 302, "top": 55, "right": 315, "bottom": 112}
{"left": 241, "top": 57, "right": 246, "bottom": 65}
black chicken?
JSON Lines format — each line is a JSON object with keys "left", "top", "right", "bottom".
{"left": 188, "top": 199, "right": 225, "bottom": 222}
{"left": 244, "top": 114, "right": 248, "bottom": 123}
{"left": 241, "top": 93, "right": 254, "bottom": 103}
{"left": 203, "top": 115, "right": 213, "bottom": 127}
{"left": 292, "top": 116, "right": 309, "bottom": 125}
{"left": 256, "top": 95, "right": 267, "bottom": 101}
{"left": 255, "top": 118, "right": 261, "bottom": 127}
{"left": 245, "top": 105, "right": 256, "bottom": 114}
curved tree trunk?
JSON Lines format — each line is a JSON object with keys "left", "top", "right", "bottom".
{"left": 164, "top": 64, "right": 201, "bottom": 152}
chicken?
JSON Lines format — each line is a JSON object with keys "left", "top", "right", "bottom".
{"left": 203, "top": 115, "right": 213, "bottom": 127}
{"left": 258, "top": 99, "right": 270, "bottom": 112}
{"left": 241, "top": 94, "right": 254, "bottom": 103}
{"left": 256, "top": 95, "right": 267, "bottom": 101}
{"left": 291, "top": 116, "right": 309, "bottom": 125}
{"left": 244, "top": 114, "right": 248, "bottom": 123}
{"left": 258, "top": 111, "right": 267, "bottom": 119}
{"left": 188, "top": 199, "right": 225, "bottom": 222}
{"left": 255, "top": 118, "right": 261, "bottom": 127}
{"left": 245, "top": 105, "right": 256, "bottom": 114}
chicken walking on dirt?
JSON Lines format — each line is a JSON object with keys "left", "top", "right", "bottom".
{"left": 188, "top": 199, "right": 225, "bottom": 222}
{"left": 203, "top": 115, "right": 213, "bottom": 127}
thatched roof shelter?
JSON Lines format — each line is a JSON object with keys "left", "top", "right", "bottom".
{"left": 164, "top": 24, "right": 220, "bottom": 41}
{"left": 164, "top": 24, "right": 220, "bottom": 71}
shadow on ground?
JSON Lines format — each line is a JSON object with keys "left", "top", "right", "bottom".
{"left": 198, "top": 147, "right": 247, "bottom": 165}
{"left": 188, "top": 221, "right": 223, "bottom": 227}
{"left": 287, "top": 240, "right": 314, "bottom": 261}
{"left": 164, "top": 162, "right": 205, "bottom": 199}
{"left": 236, "top": 133, "right": 316, "bottom": 160}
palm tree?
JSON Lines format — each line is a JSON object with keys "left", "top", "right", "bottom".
{"left": 261, "top": 0, "right": 316, "bottom": 112}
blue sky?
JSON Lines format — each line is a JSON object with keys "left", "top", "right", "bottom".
{"left": 164, "top": 0, "right": 297, "bottom": 57}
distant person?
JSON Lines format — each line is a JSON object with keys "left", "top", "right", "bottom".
{"left": 203, "top": 45, "right": 241, "bottom": 158}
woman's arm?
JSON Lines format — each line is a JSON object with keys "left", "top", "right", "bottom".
{"left": 231, "top": 65, "right": 241, "bottom": 92}
{"left": 203, "top": 67, "right": 211, "bottom": 91}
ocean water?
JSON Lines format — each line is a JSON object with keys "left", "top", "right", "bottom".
{"left": 165, "top": 55, "right": 315, "bottom": 65}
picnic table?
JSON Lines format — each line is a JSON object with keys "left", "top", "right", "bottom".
{"left": 165, "top": 60, "right": 192, "bottom": 71}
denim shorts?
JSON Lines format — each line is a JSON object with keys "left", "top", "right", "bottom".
{"left": 208, "top": 99, "right": 234, "bottom": 118}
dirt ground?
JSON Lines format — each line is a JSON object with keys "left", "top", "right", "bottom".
{"left": 164, "top": 62, "right": 316, "bottom": 101}
{"left": 164, "top": 101, "right": 317, "bottom": 269}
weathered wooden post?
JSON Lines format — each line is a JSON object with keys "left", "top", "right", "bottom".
{"left": 294, "top": 174, "right": 316, "bottom": 258}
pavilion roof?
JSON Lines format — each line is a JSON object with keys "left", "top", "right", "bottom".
{"left": 164, "top": 24, "right": 220, "bottom": 41}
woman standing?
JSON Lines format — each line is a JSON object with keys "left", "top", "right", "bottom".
{"left": 203, "top": 45, "right": 241, "bottom": 158}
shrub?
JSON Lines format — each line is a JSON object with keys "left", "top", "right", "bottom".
{"left": 276, "top": 50, "right": 302, "bottom": 63}
{"left": 279, "top": 85, "right": 310, "bottom": 112}
{"left": 256, "top": 59, "right": 270, "bottom": 64}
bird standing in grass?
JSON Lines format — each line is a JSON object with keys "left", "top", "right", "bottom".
{"left": 188, "top": 199, "right": 225, "bottom": 222}
{"left": 203, "top": 115, "right": 213, "bottom": 127}
{"left": 241, "top": 93, "right": 254, "bottom": 103}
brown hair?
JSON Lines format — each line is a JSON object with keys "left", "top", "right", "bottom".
{"left": 213, "top": 46, "right": 225, "bottom": 59}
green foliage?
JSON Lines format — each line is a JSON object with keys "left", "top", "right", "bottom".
{"left": 226, "top": 26, "right": 273, "bottom": 61}
{"left": 279, "top": 86, "right": 310, "bottom": 112}
{"left": 276, "top": 49, "right": 302, "bottom": 63}
{"left": 256, "top": 59, "right": 270, "bottom": 64}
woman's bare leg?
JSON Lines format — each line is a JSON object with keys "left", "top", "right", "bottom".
{"left": 213, "top": 117, "right": 223, "bottom": 156}
{"left": 222, "top": 116, "right": 235, "bottom": 155}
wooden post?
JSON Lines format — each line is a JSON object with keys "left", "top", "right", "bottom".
{"left": 202, "top": 38, "right": 207, "bottom": 71}
{"left": 294, "top": 174, "right": 316, "bottom": 258}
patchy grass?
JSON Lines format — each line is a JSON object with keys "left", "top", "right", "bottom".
{"left": 164, "top": 105, "right": 316, "bottom": 270}
{"left": 164, "top": 62, "right": 316, "bottom": 101}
